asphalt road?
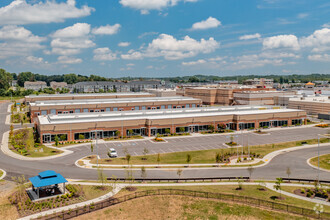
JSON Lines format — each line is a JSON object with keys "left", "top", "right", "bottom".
{"left": 0, "top": 102, "right": 329, "bottom": 181}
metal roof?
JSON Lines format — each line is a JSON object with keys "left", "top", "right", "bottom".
{"left": 30, "top": 96, "right": 200, "bottom": 106}
{"left": 25, "top": 92, "right": 152, "bottom": 98}
{"left": 29, "top": 170, "right": 68, "bottom": 188}
{"left": 38, "top": 106, "right": 305, "bottom": 125}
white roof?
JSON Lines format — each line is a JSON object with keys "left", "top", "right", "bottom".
{"left": 38, "top": 106, "right": 304, "bottom": 125}
{"left": 30, "top": 96, "right": 200, "bottom": 106}
{"left": 25, "top": 92, "right": 152, "bottom": 99}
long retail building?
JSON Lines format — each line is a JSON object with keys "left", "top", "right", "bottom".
{"left": 24, "top": 92, "right": 155, "bottom": 104}
{"left": 29, "top": 96, "right": 202, "bottom": 122}
{"left": 36, "top": 106, "right": 307, "bottom": 143}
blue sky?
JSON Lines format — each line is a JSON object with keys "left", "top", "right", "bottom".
{"left": 0, "top": 0, "right": 329, "bottom": 77}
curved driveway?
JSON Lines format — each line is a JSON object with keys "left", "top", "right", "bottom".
{"left": 0, "top": 102, "right": 329, "bottom": 181}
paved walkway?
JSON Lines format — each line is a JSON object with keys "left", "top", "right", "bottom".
{"left": 1, "top": 130, "right": 73, "bottom": 161}
{"left": 75, "top": 142, "right": 329, "bottom": 171}
{"left": 19, "top": 185, "right": 124, "bottom": 220}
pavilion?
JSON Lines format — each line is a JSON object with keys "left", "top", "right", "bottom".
{"left": 29, "top": 170, "right": 68, "bottom": 200}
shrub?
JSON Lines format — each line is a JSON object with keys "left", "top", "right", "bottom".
{"left": 244, "top": 157, "right": 247, "bottom": 161}
{"left": 237, "top": 157, "right": 241, "bottom": 163}
{"left": 307, "top": 192, "right": 312, "bottom": 197}
{"left": 301, "top": 189, "right": 305, "bottom": 194}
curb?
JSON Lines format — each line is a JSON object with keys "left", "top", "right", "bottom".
{"left": 307, "top": 154, "right": 330, "bottom": 173}
{"left": 0, "top": 168, "right": 6, "bottom": 180}
{"left": 74, "top": 143, "right": 330, "bottom": 171}
{"left": 1, "top": 130, "right": 74, "bottom": 161}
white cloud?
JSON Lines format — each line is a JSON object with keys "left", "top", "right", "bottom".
{"left": 308, "top": 54, "right": 330, "bottom": 62}
{"left": 323, "top": 23, "right": 330, "bottom": 28}
{"left": 119, "top": 0, "right": 197, "bottom": 14}
{"left": 239, "top": 33, "right": 261, "bottom": 40}
{"left": 57, "top": 56, "right": 82, "bottom": 64}
{"left": 263, "top": 34, "right": 300, "bottom": 50}
{"left": 259, "top": 51, "right": 300, "bottom": 59}
{"left": 118, "top": 42, "right": 131, "bottom": 47}
{"left": 52, "top": 23, "right": 91, "bottom": 38}
{"left": 0, "top": 0, "right": 94, "bottom": 25}
{"left": 300, "top": 28, "right": 330, "bottom": 50}
{"left": 126, "top": 63, "right": 135, "bottom": 66}
{"left": 26, "top": 56, "right": 48, "bottom": 64}
{"left": 121, "top": 50, "right": 144, "bottom": 60}
{"left": 92, "top": 24, "right": 121, "bottom": 35}
{"left": 191, "top": 17, "right": 221, "bottom": 30}
{"left": 145, "top": 34, "right": 220, "bottom": 60}
{"left": 297, "top": 13, "right": 309, "bottom": 19}
{"left": 93, "top": 47, "right": 117, "bottom": 61}
{"left": 0, "top": 25, "right": 45, "bottom": 43}
{"left": 0, "top": 25, "right": 45, "bottom": 59}
{"left": 182, "top": 59, "right": 206, "bottom": 66}
{"left": 50, "top": 23, "right": 95, "bottom": 56}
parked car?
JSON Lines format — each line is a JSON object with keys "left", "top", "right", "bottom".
{"left": 108, "top": 148, "right": 118, "bottom": 158}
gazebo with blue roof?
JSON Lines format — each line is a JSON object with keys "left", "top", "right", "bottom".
{"left": 29, "top": 170, "right": 68, "bottom": 199}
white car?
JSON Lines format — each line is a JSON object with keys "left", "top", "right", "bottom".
{"left": 108, "top": 148, "right": 118, "bottom": 158}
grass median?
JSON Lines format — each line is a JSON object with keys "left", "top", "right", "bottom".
{"left": 88, "top": 138, "right": 329, "bottom": 165}
{"left": 309, "top": 154, "right": 330, "bottom": 170}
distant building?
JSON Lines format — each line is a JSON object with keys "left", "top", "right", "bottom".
{"left": 305, "top": 82, "right": 315, "bottom": 89}
{"left": 50, "top": 81, "right": 68, "bottom": 90}
{"left": 288, "top": 95, "right": 330, "bottom": 115}
{"left": 24, "top": 81, "right": 47, "bottom": 91}
{"left": 233, "top": 90, "right": 296, "bottom": 105}
{"left": 243, "top": 78, "right": 274, "bottom": 87}
{"left": 216, "top": 80, "right": 239, "bottom": 85}
{"left": 145, "top": 89, "right": 176, "bottom": 97}
{"left": 181, "top": 87, "right": 275, "bottom": 105}
{"left": 11, "top": 80, "right": 17, "bottom": 87}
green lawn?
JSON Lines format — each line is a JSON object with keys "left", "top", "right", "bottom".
{"left": 115, "top": 185, "right": 330, "bottom": 213}
{"left": 79, "top": 195, "right": 308, "bottom": 220}
{"left": 81, "top": 185, "right": 113, "bottom": 200}
{"left": 310, "top": 154, "right": 330, "bottom": 170}
{"left": 9, "top": 128, "right": 63, "bottom": 157}
{"left": 0, "top": 96, "right": 24, "bottom": 101}
{"left": 10, "top": 113, "right": 30, "bottom": 124}
{"left": 89, "top": 138, "right": 329, "bottom": 165}
{"left": 0, "top": 170, "right": 3, "bottom": 177}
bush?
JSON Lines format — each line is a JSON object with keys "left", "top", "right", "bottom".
{"left": 307, "top": 192, "right": 312, "bottom": 197}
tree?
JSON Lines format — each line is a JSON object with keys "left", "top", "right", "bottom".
{"left": 208, "top": 125, "right": 215, "bottom": 132}
{"left": 60, "top": 134, "right": 66, "bottom": 141}
{"left": 142, "top": 147, "right": 149, "bottom": 160}
{"left": 17, "top": 72, "right": 34, "bottom": 87}
{"left": 97, "top": 168, "right": 107, "bottom": 188}
{"left": 177, "top": 168, "right": 183, "bottom": 181}
{"left": 11, "top": 175, "right": 26, "bottom": 202}
{"left": 128, "top": 129, "right": 133, "bottom": 137}
{"left": 91, "top": 143, "right": 94, "bottom": 152}
{"left": 63, "top": 73, "right": 78, "bottom": 84}
{"left": 247, "top": 165, "right": 255, "bottom": 180}
{"left": 215, "top": 152, "right": 221, "bottom": 166}
{"left": 126, "top": 153, "right": 131, "bottom": 165}
{"left": 157, "top": 153, "right": 161, "bottom": 167}
{"left": 273, "top": 178, "right": 283, "bottom": 198}
{"left": 0, "top": 68, "right": 12, "bottom": 90}
{"left": 164, "top": 128, "right": 171, "bottom": 134}
{"left": 79, "top": 134, "right": 85, "bottom": 140}
{"left": 218, "top": 123, "right": 226, "bottom": 131}
{"left": 141, "top": 166, "right": 147, "bottom": 179}
{"left": 179, "top": 127, "right": 185, "bottom": 133}
{"left": 286, "top": 167, "right": 291, "bottom": 180}
{"left": 115, "top": 130, "right": 120, "bottom": 138}
{"left": 54, "top": 135, "right": 59, "bottom": 146}
{"left": 9, "top": 124, "right": 14, "bottom": 138}
{"left": 186, "top": 154, "right": 192, "bottom": 166}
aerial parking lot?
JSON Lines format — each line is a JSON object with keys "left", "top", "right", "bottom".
{"left": 80, "top": 126, "right": 328, "bottom": 159}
